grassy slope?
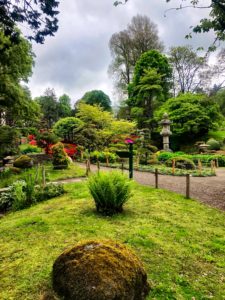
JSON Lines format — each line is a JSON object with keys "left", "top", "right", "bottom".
{"left": 0, "top": 163, "right": 85, "bottom": 188}
{"left": 0, "top": 182, "right": 224, "bottom": 299}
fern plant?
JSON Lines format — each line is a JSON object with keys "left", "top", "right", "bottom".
{"left": 88, "top": 171, "right": 132, "bottom": 215}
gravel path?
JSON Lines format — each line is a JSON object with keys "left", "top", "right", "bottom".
{"left": 78, "top": 164, "right": 225, "bottom": 211}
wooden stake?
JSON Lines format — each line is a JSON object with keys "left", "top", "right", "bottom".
{"left": 198, "top": 159, "right": 202, "bottom": 176}
{"left": 172, "top": 159, "right": 175, "bottom": 175}
{"left": 155, "top": 168, "right": 158, "bottom": 189}
{"left": 97, "top": 160, "right": 100, "bottom": 173}
{"left": 186, "top": 174, "right": 190, "bottom": 199}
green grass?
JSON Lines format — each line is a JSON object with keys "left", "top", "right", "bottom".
{"left": 208, "top": 130, "right": 225, "bottom": 142}
{"left": 0, "top": 162, "right": 86, "bottom": 188}
{"left": 0, "top": 181, "right": 224, "bottom": 299}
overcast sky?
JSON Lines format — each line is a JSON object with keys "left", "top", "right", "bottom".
{"left": 27, "top": 0, "right": 214, "bottom": 106}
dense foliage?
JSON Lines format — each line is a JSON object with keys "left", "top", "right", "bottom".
{"left": 0, "top": 0, "right": 59, "bottom": 43}
{"left": 53, "top": 117, "right": 84, "bottom": 141}
{"left": 88, "top": 171, "right": 132, "bottom": 215}
{"left": 0, "top": 126, "right": 20, "bottom": 159}
{"left": 155, "top": 93, "right": 222, "bottom": 147}
{"left": 80, "top": 90, "right": 112, "bottom": 111}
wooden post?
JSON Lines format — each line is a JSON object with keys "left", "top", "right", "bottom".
{"left": 186, "top": 174, "right": 190, "bottom": 199}
{"left": 216, "top": 158, "right": 219, "bottom": 168}
{"left": 86, "top": 159, "right": 90, "bottom": 176}
{"left": 172, "top": 159, "right": 175, "bottom": 175}
{"left": 155, "top": 168, "right": 158, "bottom": 189}
{"left": 97, "top": 160, "right": 100, "bottom": 173}
{"left": 198, "top": 159, "right": 202, "bottom": 176}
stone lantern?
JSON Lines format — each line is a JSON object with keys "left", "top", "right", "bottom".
{"left": 160, "top": 112, "right": 172, "bottom": 151}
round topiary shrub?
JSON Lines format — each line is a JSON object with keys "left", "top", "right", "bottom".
{"left": 206, "top": 138, "right": 221, "bottom": 150}
{"left": 52, "top": 240, "right": 150, "bottom": 300}
{"left": 166, "top": 157, "right": 196, "bottom": 170}
{"left": 13, "top": 155, "right": 33, "bottom": 169}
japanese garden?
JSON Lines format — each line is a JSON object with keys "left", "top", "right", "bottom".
{"left": 0, "top": 1, "right": 225, "bottom": 299}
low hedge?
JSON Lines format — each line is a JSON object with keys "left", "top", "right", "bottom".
{"left": 166, "top": 157, "right": 196, "bottom": 170}
{"left": 157, "top": 152, "right": 225, "bottom": 167}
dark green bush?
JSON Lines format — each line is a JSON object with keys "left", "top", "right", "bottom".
{"left": 35, "top": 183, "right": 65, "bottom": 202}
{"left": 0, "top": 191, "right": 13, "bottom": 212}
{"left": 0, "top": 126, "right": 20, "bottom": 159}
{"left": 88, "top": 171, "right": 132, "bottom": 215}
{"left": 166, "top": 157, "right": 196, "bottom": 170}
{"left": 206, "top": 138, "right": 221, "bottom": 150}
{"left": 146, "top": 144, "right": 158, "bottom": 153}
{"left": 13, "top": 155, "right": 33, "bottom": 169}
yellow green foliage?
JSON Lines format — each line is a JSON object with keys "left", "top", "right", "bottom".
{"left": 52, "top": 239, "right": 150, "bottom": 300}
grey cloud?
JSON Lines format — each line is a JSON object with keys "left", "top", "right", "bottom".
{"left": 28, "top": 0, "right": 218, "bottom": 104}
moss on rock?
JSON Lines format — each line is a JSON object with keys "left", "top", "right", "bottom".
{"left": 13, "top": 155, "right": 33, "bottom": 168}
{"left": 52, "top": 240, "right": 150, "bottom": 300}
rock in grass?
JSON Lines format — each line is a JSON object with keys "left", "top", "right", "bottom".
{"left": 52, "top": 240, "right": 150, "bottom": 300}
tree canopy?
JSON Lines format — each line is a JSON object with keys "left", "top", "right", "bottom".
{"left": 53, "top": 117, "right": 84, "bottom": 140}
{"left": 0, "top": 30, "right": 35, "bottom": 125}
{"left": 80, "top": 90, "right": 112, "bottom": 111}
{"left": 109, "top": 14, "right": 164, "bottom": 95}
{"left": 155, "top": 93, "right": 222, "bottom": 146}
{"left": 114, "top": 1, "right": 225, "bottom": 43}
{"left": 169, "top": 45, "right": 208, "bottom": 95}
{"left": 0, "top": 0, "right": 59, "bottom": 43}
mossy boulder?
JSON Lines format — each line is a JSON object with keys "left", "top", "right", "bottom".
{"left": 52, "top": 240, "right": 150, "bottom": 300}
{"left": 13, "top": 155, "right": 33, "bottom": 169}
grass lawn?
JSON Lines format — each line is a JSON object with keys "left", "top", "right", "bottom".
{"left": 0, "top": 162, "right": 85, "bottom": 188}
{"left": 0, "top": 181, "right": 225, "bottom": 299}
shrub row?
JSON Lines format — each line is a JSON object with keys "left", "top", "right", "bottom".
{"left": 157, "top": 152, "right": 225, "bottom": 166}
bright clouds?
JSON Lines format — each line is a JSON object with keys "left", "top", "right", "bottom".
{"left": 28, "top": 0, "right": 212, "bottom": 106}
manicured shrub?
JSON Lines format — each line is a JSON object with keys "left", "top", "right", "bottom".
{"left": 52, "top": 240, "right": 150, "bottom": 300}
{"left": 157, "top": 151, "right": 185, "bottom": 162}
{"left": 88, "top": 171, "right": 132, "bottom": 215}
{"left": 52, "top": 142, "right": 69, "bottom": 169}
{"left": 206, "top": 138, "right": 221, "bottom": 150}
{"left": 166, "top": 157, "right": 196, "bottom": 170}
{"left": 35, "top": 183, "right": 65, "bottom": 202}
{"left": 13, "top": 155, "right": 33, "bottom": 169}
{"left": 20, "top": 144, "right": 42, "bottom": 154}
{"left": 147, "top": 144, "right": 158, "bottom": 153}
{"left": 90, "top": 151, "right": 118, "bottom": 163}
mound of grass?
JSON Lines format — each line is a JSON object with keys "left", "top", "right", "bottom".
{"left": 0, "top": 182, "right": 224, "bottom": 299}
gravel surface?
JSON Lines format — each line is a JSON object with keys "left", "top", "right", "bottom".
{"left": 79, "top": 164, "right": 225, "bottom": 212}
